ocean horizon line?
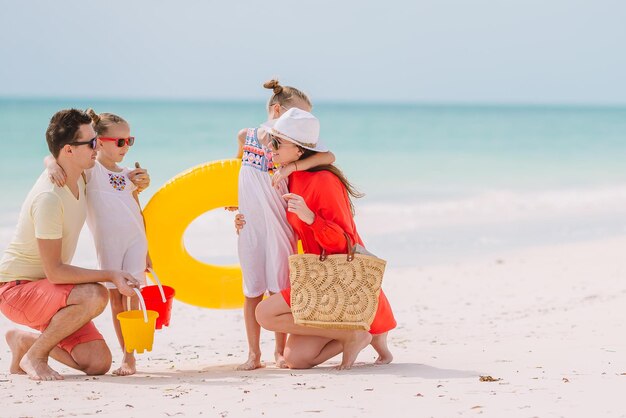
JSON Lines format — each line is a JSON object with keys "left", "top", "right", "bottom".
{"left": 1, "top": 96, "right": 625, "bottom": 110}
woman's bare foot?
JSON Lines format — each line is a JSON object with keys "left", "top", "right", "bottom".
{"left": 112, "top": 352, "right": 136, "bottom": 376}
{"left": 19, "top": 353, "right": 63, "bottom": 381}
{"left": 374, "top": 350, "right": 393, "bottom": 364}
{"left": 337, "top": 331, "right": 372, "bottom": 370}
{"left": 274, "top": 351, "right": 288, "bottom": 369}
{"left": 236, "top": 352, "right": 264, "bottom": 371}
{"left": 371, "top": 333, "right": 393, "bottom": 364}
{"left": 5, "top": 330, "right": 29, "bottom": 375}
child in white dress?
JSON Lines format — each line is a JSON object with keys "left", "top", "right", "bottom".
{"left": 233, "top": 80, "right": 335, "bottom": 370}
{"left": 46, "top": 109, "right": 150, "bottom": 376}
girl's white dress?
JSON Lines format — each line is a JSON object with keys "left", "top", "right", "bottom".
{"left": 86, "top": 161, "right": 148, "bottom": 289}
{"left": 237, "top": 128, "right": 297, "bottom": 297}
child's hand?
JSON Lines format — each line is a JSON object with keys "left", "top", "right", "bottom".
{"left": 47, "top": 164, "right": 67, "bottom": 187}
{"left": 224, "top": 206, "right": 239, "bottom": 212}
{"left": 272, "top": 163, "right": 296, "bottom": 188}
{"left": 129, "top": 162, "right": 150, "bottom": 192}
{"left": 234, "top": 213, "right": 246, "bottom": 235}
{"left": 145, "top": 254, "right": 153, "bottom": 271}
{"left": 283, "top": 193, "right": 315, "bottom": 225}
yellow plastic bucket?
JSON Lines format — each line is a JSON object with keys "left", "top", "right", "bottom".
{"left": 116, "top": 288, "right": 159, "bottom": 354}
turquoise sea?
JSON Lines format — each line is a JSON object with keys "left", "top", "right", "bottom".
{"left": 1, "top": 99, "right": 625, "bottom": 267}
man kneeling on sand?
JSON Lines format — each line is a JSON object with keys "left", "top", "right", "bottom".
{"left": 0, "top": 109, "right": 140, "bottom": 381}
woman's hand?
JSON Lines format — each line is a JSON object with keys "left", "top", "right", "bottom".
{"left": 272, "top": 162, "right": 296, "bottom": 188}
{"left": 128, "top": 162, "right": 150, "bottom": 192}
{"left": 283, "top": 193, "right": 315, "bottom": 225}
{"left": 47, "top": 162, "right": 67, "bottom": 187}
{"left": 234, "top": 213, "right": 246, "bottom": 235}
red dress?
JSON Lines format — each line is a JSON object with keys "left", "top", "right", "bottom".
{"left": 281, "top": 170, "right": 396, "bottom": 335}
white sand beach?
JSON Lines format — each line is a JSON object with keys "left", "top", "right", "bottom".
{"left": 2, "top": 235, "right": 625, "bottom": 417}
{"left": 2, "top": 0, "right": 625, "bottom": 416}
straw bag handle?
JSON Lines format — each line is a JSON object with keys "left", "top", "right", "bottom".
{"left": 319, "top": 232, "right": 356, "bottom": 262}
{"left": 148, "top": 268, "right": 167, "bottom": 303}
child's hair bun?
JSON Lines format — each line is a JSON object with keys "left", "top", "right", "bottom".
{"left": 263, "top": 79, "right": 283, "bottom": 95}
{"left": 86, "top": 108, "right": 101, "bottom": 125}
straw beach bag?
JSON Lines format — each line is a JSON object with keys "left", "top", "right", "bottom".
{"left": 289, "top": 234, "right": 386, "bottom": 331}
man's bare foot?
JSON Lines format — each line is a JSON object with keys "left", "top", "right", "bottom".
{"left": 274, "top": 351, "right": 288, "bottom": 369}
{"left": 371, "top": 333, "right": 393, "bottom": 364}
{"left": 19, "top": 353, "right": 63, "bottom": 381}
{"left": 112, "top": 352, "right": 136, "bottom": 376}
{"left": 337, "top": 331, "right": 372, "bottom": 370}
{"left": 5, "top": 330, "right": 29, "bottom": 374}
{"left": 235, "top": 352, "right": 264, "bottom": 371}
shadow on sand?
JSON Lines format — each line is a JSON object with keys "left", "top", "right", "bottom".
{"left": 60, "top": 362, "right": 477, "bottom": 386}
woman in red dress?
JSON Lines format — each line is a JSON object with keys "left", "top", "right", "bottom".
{"left": 242, "top": 108, "right": 396, "bottom": 370}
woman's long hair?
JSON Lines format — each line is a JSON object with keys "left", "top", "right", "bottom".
{"left": 298, "top": 149, "right": 364, "bottom": 215}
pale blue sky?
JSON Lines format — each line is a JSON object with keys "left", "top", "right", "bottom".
{"left": 1, "top": 0, "right": 624, "bottom": 104}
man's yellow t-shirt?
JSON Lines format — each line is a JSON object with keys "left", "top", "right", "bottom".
{"left": 0, "top": 171, "right": 87, "bottom": 282}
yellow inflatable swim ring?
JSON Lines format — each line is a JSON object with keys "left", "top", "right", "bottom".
{"left": 143, "top": 159, "right": 243, "bottom": 309}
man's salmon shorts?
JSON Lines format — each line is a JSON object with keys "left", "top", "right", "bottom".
{"left": 0, "top": 279, "right": 104, "bottom": 352}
